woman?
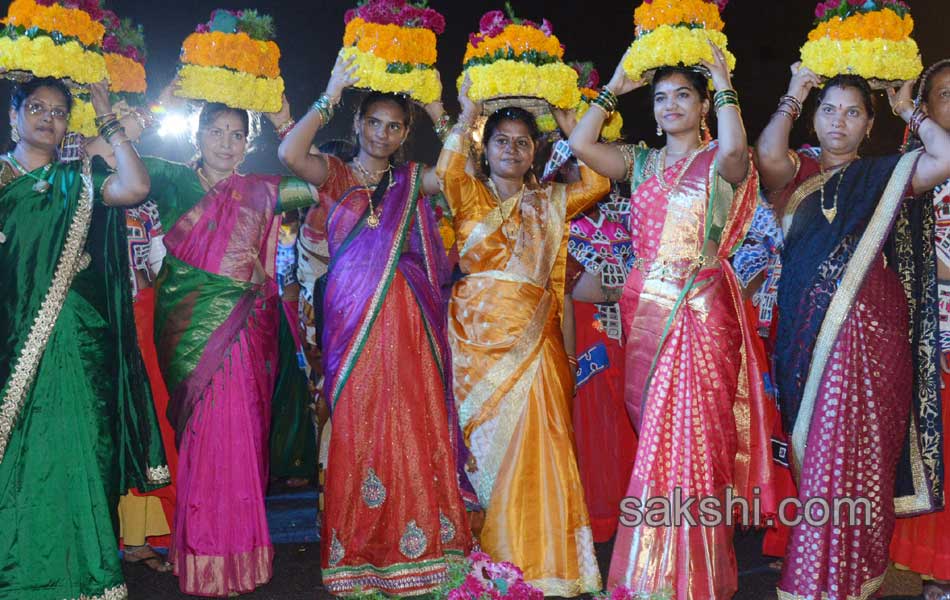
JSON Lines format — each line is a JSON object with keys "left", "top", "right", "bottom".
{"left": 278, "top": 56, "right": 473, "bottom": 596}
{"left": 145, "top": 98, "right": 316, "bottom": 596}
{"left": 437, "top": 77, "right": 609, "bottom": 595}
{"left": 888, "top": 58, "right": 950, "bottom": 600}
{"left": 568, "top": 43, "right": 776, "bottom": 598}
{"left": 564, "top": 185, "right": 638, "bottom": 545}
{"left": 0, "top": 77, "right": 168, "bottom": 599}
{"left": 755, "top": 64, "right": 950, "bottom": 599}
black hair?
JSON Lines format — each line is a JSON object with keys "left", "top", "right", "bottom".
{"left": 11, "top": 77, "right": 73, "bottom": 113}
{"left": 479, "top": 106, "right": 542, "bottom": 177}
{"left": 816, "top": 74, "right": 875, "bottom": 119}
{"left": 352, "top": 91, "right": 413, "bottom": 164}
{"left": 652, "top": 66, "right": 710, "bottom": 100}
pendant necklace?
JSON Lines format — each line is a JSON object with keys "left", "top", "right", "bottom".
{"left": 352, "top": 159, "right": 393, "bottom": 229}
{"left": 819, "top": 160, "right": 855, "bottom": 224}
{"left": 5, "top": 153, "right": 52, "bottom": 193}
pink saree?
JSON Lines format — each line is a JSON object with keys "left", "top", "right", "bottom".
{"left": 608, "top": 144, "right": 778, "bottom": 599}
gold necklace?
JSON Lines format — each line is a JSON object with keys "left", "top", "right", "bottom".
{"left": 5, "top": 153, "right": 53, "bottom": 193}
{"left": 486, "top": 179, "right": 525, "bottom": 243}
{"left": 351, "top": 160, "right": 393, "bottom": 229}
{"left": 818, "top": 160, "right": 855, "bottom": 224}
{"left": 653, "top": 144, "right": 706, "bottom": 192}
{"left": 196, "top": 167, "right": 233, "bottom": 190}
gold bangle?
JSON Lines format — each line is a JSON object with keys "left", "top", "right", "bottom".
{"left": 892, "top": 99, "right": 914, "bottom": 117}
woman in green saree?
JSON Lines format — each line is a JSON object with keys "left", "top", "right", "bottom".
{"left": 0, "top": 77, "right": 168, "bottom": 599}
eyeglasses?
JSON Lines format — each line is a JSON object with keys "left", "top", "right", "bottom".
{"left": 25, "top": 102, "right": 69, "bottom": 120}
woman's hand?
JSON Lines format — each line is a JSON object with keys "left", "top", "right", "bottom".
{"left": 265, "top": 94, "right": 292, "bottom": 128}
{"left": 551, "top": 106, "right": 578, "bottom": 137}
{"left": 606, "top": 48, "right": 647, "bottom": 96}
{"left": 786, "top": 62, "right": 821, "bottom": 104}
{"left": 89, "top": 80, "right": 112, "bottom": 116}
{"left": 887, "top": 79, "right": 918, "bottom": 122}
{"left": 700, "top": 40, "right": 733, "bottom": 92}
{"left": 458, "top": 74, "right": 482, "bottom": 126}
{"left": 325, "top": 52, "right": 359, "bottom": 105}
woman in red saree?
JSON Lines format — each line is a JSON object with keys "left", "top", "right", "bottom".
{"left": 569, "top": 45, "right": 778, "bottom": 598}
{"left": 755, "top": 67, "right": 950, "bottom": 599}
{"left": 278, "top": 57, "right": 473, "bottom": 596}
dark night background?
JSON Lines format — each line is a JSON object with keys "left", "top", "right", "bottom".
{"left": 1, "top": 0, "right": 946, "bottom": 172}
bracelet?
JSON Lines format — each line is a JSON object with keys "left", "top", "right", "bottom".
{"left": 774, "top": 109, "right": 795, "bottom": 121}
{"left": 909, "top": 107, "right": 929, "bottom": 137}
{"left": 714, "top": 89, "right": 740, "bottom": 110}
{"left": 892, "top": 99, "right": 915, "bottom": 118}
{"left": 433, "top": 113, "right": 453, "bottom": 141}
{"left": 589, "top": 102, "right": 611, "bottom": 118}
{"left": 276, "top": 118, "right": 296, "bottom": 140}
{"left": 310, "top": 94, "right": 336, "bottom": 126}
{"left": 777, "top": 95, "right": 802, "bottom": 120}
{"left": 94, "top": 112, "right": 117, "bottom": 126}
{"left": 591, "top": 86, "right": 618, "bottom": 116}
{"left": 110, "top": 137, "right": 132, "bottom": 149}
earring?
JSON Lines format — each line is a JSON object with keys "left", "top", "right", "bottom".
{"left": 700, "top": 114, "right": 711, "bottom": 143}
{"left": 10, "top": 124, "right": 19, "bottom": 144}
{"left": 656, "top": 122, "right": 663, "bottom": 137}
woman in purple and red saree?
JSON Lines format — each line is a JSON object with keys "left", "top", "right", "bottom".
{"left": 279, "top": 59, "right": 473, "bottom": 596}
{"left": 146, "top": 101, "right": 317, "bottom": 597}
{"left": 755, "top": 68, "right": 950, "bottom": 599}
{"left": 569, "top": 52, "right": 779, "bottom": 598}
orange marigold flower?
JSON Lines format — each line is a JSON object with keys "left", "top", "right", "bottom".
{"left": 463, "top": 24, "right": 564, "bottom": 63}
{"left": 634, "top": 0, "right": 724, "bottom": 33}
{"left": 343, "top": 18, "right": 437, "bottom": 66}
{"left": 5, "top": 0, "right": 106, "bottom": 47}
{"left": 808, "top": 8, "right": 913, "bottom": 42}
{"left": 181, "top": 31, "right": 280, "bottom": 79}
{"left": 105, "top": 52, "right": 147, "bottom": 94}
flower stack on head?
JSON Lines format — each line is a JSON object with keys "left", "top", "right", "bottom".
{"left": 102, "top": 13, "right": 147, "bottom": 101}
{"left": 622, "top": 0, "right": 735, "bottom": 86}
{"left": 801, "top": 0, "right": 922, "bottom": 88}
{"left": 340, "top": 0, "right": 446, "bottom": 105}
{"left": 460, "top": 5, "right": 580, "bottom": 117}
{"left": 0, "top": 0, "right": 110, "bottom": 135}
{"left": 176, "top": 9, "right": 284, "bottom": 112}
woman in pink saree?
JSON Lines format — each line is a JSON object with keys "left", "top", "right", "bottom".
{"left": 147, "top": 101, "right": 316, "bottom": 597}
{"left": 569, "top": 45, "right": 778, "bottom": 598}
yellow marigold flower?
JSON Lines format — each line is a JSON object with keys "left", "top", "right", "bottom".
{"left": 622, "top": 26, "right": 735, "bottom": 83}
{"left": 181, "top": 31, "right": 281, "bottom": 79}
{"left": 343, "top": 18, "right": 437, "bottom": 66}
{"left": 105, "top": 53, "right": 147, "bottom": 94}
{"left": 4, "top": 0, "right": 105, "bottom": 48}
{"left": 463, "top": 24, "right": 564, "bottom": 63}
{"left": 576, "top": 101, "right": 623, "bottom": 142}
{"left": 634, "top": 0, "right": 725, "bottom": 33}
{"left": 338, "top": 46, "right": 442, "bottom": 105}
{"left": 0, "top": 35, "right": 107, "bottom": 84}
{"left": 68, "top": 97, "right": 96, "bottom": 136}
{"left": 458, "top": 60, "right": 580, "bottom": 109}
{"left": 801, "top": 37, "right": 923, "bottom": 82}
{"left": 175, "top": 64, "right": 284, "bottom": 113}
{"left": 808, "top": 8, "right": 913, "bottom": 42}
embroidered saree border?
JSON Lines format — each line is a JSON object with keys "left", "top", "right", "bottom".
{"left": 330, "top": 165, "right": 422, "bottom": 406}
{"left": 64, "top": 583, "right": 129, "bottom": 600}
{"left": 777, "top": 572, "right": 885, "bottom": 600}
{"left": 0, "top": 159, "right": 94, "bottom": 463}
{"left": 790, "top": 151, "right": 920, "bottom": 479}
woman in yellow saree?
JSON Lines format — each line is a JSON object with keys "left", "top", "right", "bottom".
{"left": 436, "top": 78, "right": 609, "bottom": 596}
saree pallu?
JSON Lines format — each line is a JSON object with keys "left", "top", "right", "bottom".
{"left": 774, "top": 150, "right": 942, "bottom": 600}
{"left": 152, "top": 164, "right": 314, "bottom": 597}
{"left": 0, "top": 159, "right": 168, "bottom": 599}
{"left": 890, "top": 180, "right": 950, "bottom": 582}
{"left": 436, "top": 131, "right": 611, "bottom": 596}
{"left": 318, "top": 157, "right": 472, "bottom": 596}
{"left": 608, "top": 144, "right": 777, "bottom": 599}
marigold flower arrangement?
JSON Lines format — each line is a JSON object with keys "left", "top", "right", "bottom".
{"left": 340, "top": 0, "right": 445, "bottom": 105}
{"left": 800, "top": 0, "right": 922, "bottom": 87}
{"left": 622, "top": 0, "right": 736, "bottom": 85}
{"left": 176, "top": 9, "right": 285, "bottom": 112}
{"left": 535, "top": 62, "right": 624, "bottom": 141}
{"left": 0, "top": 0, "right": 112, "bottom": 135}
{"left": 102, "top": 13, "right": 147, "bottom": 99}
{"left": 460, "top": 4, "right": 580, "bottom": 112}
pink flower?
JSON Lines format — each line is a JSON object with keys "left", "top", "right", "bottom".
{"left": 609, "top": 586, "right": 639, "bottom": 600}
{"left": 102, "top": 35, "right": 120, "bottom": 53}
{"left": 195, "top": 23, "right": 210, "bottom": 33}
{"left": 486, "top": 560, "right": 524, "bottom": 586}
{"left": 507, "top": 581, "right": 544, "bottom": 600}
{"left": 343, "top": 8, "right": 357, "bottom": 23}
{"left": 479, "top": 10, "right": 508, "bottom": 35}
{"left": 540, "top": 18, "right": 554, "bottom": 36}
